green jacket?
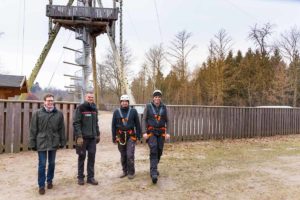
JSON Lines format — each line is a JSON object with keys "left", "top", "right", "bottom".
{"left": 73, "top": 101, "right": 100, "bottom": 139}
{"left": 29, "top": 107, "right": 66, "bottom": 151}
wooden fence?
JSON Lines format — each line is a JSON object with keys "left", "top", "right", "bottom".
{"left": 0, "top": 100, "right": 77, "bottom": 153}
{"left": 1, "top": 102, "right": 300, "bottom": 153}
{"left": 105, "top": 104, "right": 300, "bottom": 142}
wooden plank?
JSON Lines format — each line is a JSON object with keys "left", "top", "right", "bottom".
{"left": 12, "top": 103, "right": 22, "bottom": 153}
{"left": 5, "top": 102, "right": 13, "bottom": 153}
{"left": 214, "top": 108, "right": 218, "bottom": 139}
{"left": 220, "top": 107, "right": 224, "bottom": 140}
{"left": 189, "top": 107, "right": 194, "bottom": 141}
{"left": 229, "top": 108, "right": 237, "bottom": 139}
{"left": 245, "top": 108, "right": 249, "bottom": 138}
{"left": 0, "top": 102, "right": 4, "bottom": 153}
{"left": 23, "top": 103, "right": 30, "bottom": 151}
{"left": 196, "top": 107, "right": 200, "bottom": 140}
{"left": 236, "top": 108, "right": 241, "bottom": 139}
{"left": 190, "top": 107, "right": 194, "bottom": 141}
{"left": 223, "top": 108, "right": 230, "bottom": 139}
{"left": 183, "top": 107, "right": 188, "bottom": 141}
{"left": 62, "top": 103, "right": 68, "bottom": 147}
{"left": 216, "top": 108, "right": 221, "bottom": 140}
{"left": 262, "top": 109, "right": 266, "bottom": 137}
{"left": 202, "top": 108, "right": 207, "bottom": 140}
{"left": 251, "top": 108, "right": 255, "bottom": 138}
{"left": 280, "top": 109, "right": 283, "bottom": 135}
{"left": 173, "top": 107, "right": 179, "bottom": 142}
{"left": 68, "top": 104, "right": 75, "bottom": 148}
{"left": 209, "top": 107, "right": 213, "bottom": 140}
{"left": 273, "top": 108, "right": 276, "bottom": 136}
{"left": 199, "top": 107, "right": 203, "bottom": 140}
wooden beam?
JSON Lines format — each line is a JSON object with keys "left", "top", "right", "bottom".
{"left": 53, "top": 19, "right": 108, "bottom": 27}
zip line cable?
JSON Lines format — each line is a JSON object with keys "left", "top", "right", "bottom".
{"left": 153, "top": 0, "right": 163, "bottom": 43}
{"left": 47, "top": 32, "right": 72, "bottom": 88}
{"left": 21, "top": 0, "right": 26, "bottom": 75}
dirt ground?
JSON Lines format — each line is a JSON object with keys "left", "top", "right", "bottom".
{"left": 1, "top": 111, "right": 300, "bottom": 200}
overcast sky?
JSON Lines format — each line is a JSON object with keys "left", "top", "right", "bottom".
{"left": 0, "top": 0, "right": 300, "bottom": 89}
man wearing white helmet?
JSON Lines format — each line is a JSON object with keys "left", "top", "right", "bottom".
{"left": 142, "top": 89, "right": 170, "bottom": 184}
{"left": 111, "top": 94, "right": 141, "bottom": 179}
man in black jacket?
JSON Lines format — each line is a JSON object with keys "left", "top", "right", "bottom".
{"left": 73, "top": 91, "right": 100, "bottom": 185}
{"left": 142, "top": 90, "right": 170, "bottom": 184}
{"left": 112, "top": 94, "right": 141, "bottom": 179}
{"left": 29, "top": 93, "right": 66, "bottom": 195}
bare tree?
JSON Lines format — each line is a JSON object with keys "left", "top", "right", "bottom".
{"left": 210, "top": 29, "right": 232, "bottom": 60}
{"left": 248, "top": 23, "right": 274, "bottom": 55}
{"left": 145, "top": 43, "right": 165, "bottom": 89}
{"left": 167, "top": 30, "right": 196, "bottom": 81}
{"left": 97, "top": 43, "right": 132, "bottom": 99}
{"left": 277, "top": 26, "right": 300, "bottom": 106}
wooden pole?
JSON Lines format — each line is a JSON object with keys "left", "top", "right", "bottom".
{"left": 91, "top": 36, "right": 99, "bottom": 107}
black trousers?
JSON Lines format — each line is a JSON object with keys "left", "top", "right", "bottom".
{"left": 148, "top": 135, "right": 164, "bottom": 177}
{"left": 76, "top": 138, "right": 96, "bottom": 180}
{"left": 118, "top": 138, "right": 136, "bottom": 175}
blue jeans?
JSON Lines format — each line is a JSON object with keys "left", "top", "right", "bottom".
{"left": 38, "top": 150, "right": 56, "bottom": 188}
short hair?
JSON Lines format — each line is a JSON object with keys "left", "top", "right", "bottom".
{"left": 85, "top": 91, "right": 94, "bottom": 96}
{"left": 43, "top": 93, "right": 54, "bottom": 101}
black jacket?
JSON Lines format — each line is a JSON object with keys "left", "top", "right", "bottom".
{"left": 73, "top": 101, "right": 100, "bottom": 139}
{"left": 111, "top": 106, "right": 141, "bottom": 142}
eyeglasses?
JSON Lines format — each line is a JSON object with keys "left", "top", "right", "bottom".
{"left": 45, "top": 99, "right": 54, "bottom": 102}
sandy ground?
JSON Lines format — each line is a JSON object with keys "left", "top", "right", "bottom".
{"left": 1, "top": 111, "right": 300, "bottom": 200}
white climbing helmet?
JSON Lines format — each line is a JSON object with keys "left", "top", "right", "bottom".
{"left": 120, "top": 94, "right": 130, "bottom": 102}
{"left": 153, "top": 89, "right": 162, "bottom": 97}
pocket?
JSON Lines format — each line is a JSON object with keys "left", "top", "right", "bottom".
{"left": 37, "top": 132, "right": 47, "bottom": 150}
{"left": 52, "top": 133, "right": 60, "bottom": 148}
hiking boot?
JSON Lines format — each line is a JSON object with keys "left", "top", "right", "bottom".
{"left": 128, "top": 174, "right": 135, "bottom": 179}
{"left": 78, "top": 179, "right": 84, "bottom": 185}
{"left": 47, "top": 182, "right": 53, "bottom": 189}
{"left": 119, "top": 172, "right": 128, "bottom": 178}
{"left": 152, "top": 175, "right": 158, "bottom": 184}
{"left": 87, "top": 178, "right": 98, "bottom": 185}
{"left": 39, "top": 187, "right": 45, "bottom": 195}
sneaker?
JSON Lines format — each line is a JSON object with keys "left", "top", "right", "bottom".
{"left": 39, "top": 187, "right": 45, "bottom": 195}
{"left": 87, "top": 178, "right": 98, "bottom": 185}
{"left": 47, "top": 182, "right": 53, "bottom": 189}
{"left": 152, "top": 175, "right": 158, "bottom": 184}
{"left": 128, "top": 174, "right": 135, "bottom": 179}
{"left": 78, "top": 179, "right": 84, "bottom": 185}
{"left": 119, "top": 172, "right": 128, "bottom": 178}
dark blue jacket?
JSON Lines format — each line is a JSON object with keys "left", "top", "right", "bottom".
{"left": 142, "top": 102, "right": 168, "bottom": 133}
{"left": 111, "top": 106, "right": 141, "bottom": 142}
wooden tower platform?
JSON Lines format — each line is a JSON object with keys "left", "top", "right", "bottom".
{"left": 46, "top": 5, "right": 118, "bottom": 36}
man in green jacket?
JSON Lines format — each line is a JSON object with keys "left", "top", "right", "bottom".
{"left": 73, "top": 91, "right": 100, "bottom": 185}
{"left": 29, "top": 93, "right": 66, "bottom": 195}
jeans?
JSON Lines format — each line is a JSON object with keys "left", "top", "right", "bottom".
{"left": 38, "top": 150, "right": 57, "bottom": 188}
